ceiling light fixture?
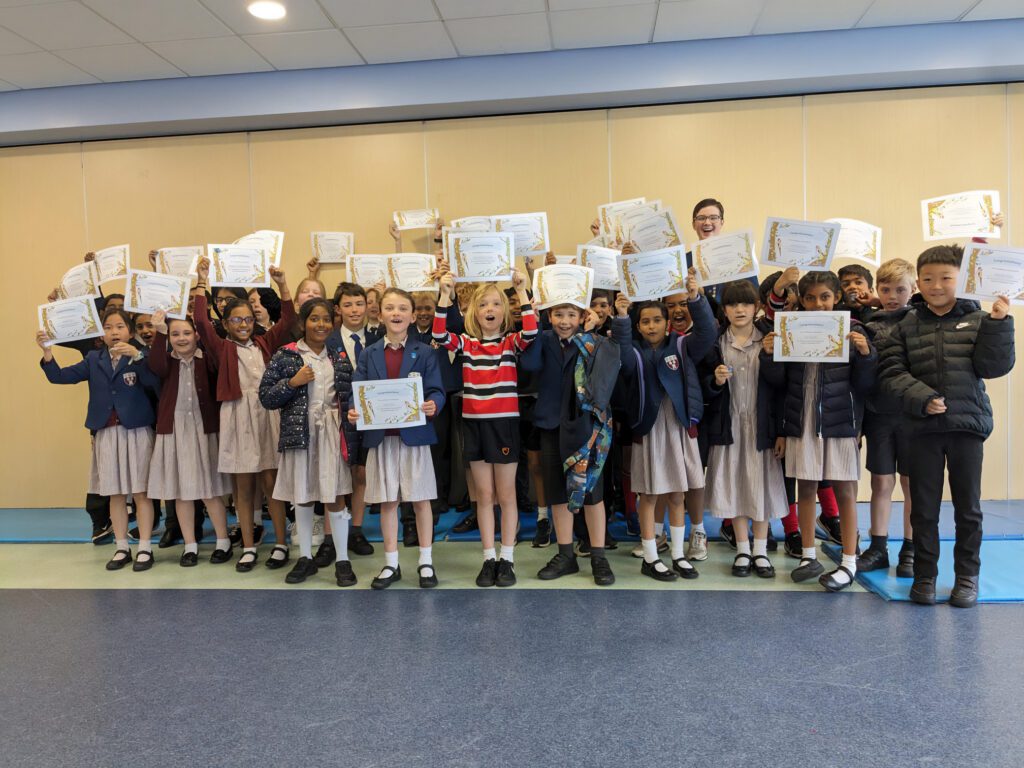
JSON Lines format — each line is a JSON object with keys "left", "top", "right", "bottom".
{"left": 247, "top": 1, "right": 286, "bottom": 21}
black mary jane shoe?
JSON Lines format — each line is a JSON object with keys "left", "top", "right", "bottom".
{"left": 235, "top": 550, "right": 259, "bottom": 573}
{"left": 819, "top": 565, "right": 855, "bottom": 593}
{"left": 132, "top": 551, "right": 155, "bottom": 572}
{"left": 179, "top": 551, "right": 199, "bottom": 568}
{"left": 371, "top": 565, "right": 402, "bottom": 590}
{"left": 264, "top": 545, "right": 290, "bottom": 570}
{"left": 209, "top": 545, "right": 233, "bottom": 565}
{"left": 752, "top": 555, "right": 776, "bottom": 579}
{"left": 105, "top": 549, "right": 133, "bottom": 571}
{"left": 334, "top": 561, "right": 357, "bottom": 587}
{"left": 732, "top": 552, "right": 752, "bottom": 577}
{"left": 418, "top": 564, "right": 439, "bottom": 589}
{"left": 640, "top": 559, "right": 678, "bottom": 582}
{"left": 672, "top": 557, "right": 699, "bottom": 580}
{"left": 791, "top": 557, "right": 824, "bottom": 583}
{"left": 285, "top": 556, "right": 318, "bottom": 584}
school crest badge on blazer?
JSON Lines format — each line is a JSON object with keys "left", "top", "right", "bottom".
{"left": 122, "top": 371, "right": 137, "bottom": 386}
{"left": 665, "top": 354, "right": 680, "bottom": 371}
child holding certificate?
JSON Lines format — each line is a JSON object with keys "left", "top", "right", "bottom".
{"left": 433, "top": 271, "right": 536, "bottom": 588}
{"left": 38, "top": 309, "right": 161, "bottom": 571}
{"left": 260, "top": 298, "right": 359, "bottom": 586}
{"left": 193, "top": 257, "right": 294, "bottom": 573}
{"left": 349, "top": 287, "right": 446, "bottom": 589}
{"left": 611, "top": 270, "right": 718, "bottom": 582}
{"left": 700, "top": 280, "right": 787, "bottom": 578}
{"left": 760, "top": 271, "right": 877, "bottom": 592}
{"left": 146, "top": 311, "right": 233, "bottom": 567}
{"left": 880, "top": 245, "right": 1014, "bottom": 608}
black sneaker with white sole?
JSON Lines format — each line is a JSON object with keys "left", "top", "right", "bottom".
{"left": 532, "top": 518, "right": 552, "bottom": 548}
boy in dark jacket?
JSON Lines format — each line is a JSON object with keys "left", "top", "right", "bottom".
{"left": 880, "top": 244, "right": 1015, "bottom": 608}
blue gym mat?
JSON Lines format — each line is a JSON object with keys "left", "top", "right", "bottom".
{"left": 822, "top": 540, "right": 1024, "bottom": 603}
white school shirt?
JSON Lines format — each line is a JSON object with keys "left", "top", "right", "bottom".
{"left": 340, "top": 326, "right": 366, "bottom": 366}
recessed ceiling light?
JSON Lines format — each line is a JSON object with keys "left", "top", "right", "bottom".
{"left": 247, "top": 1, "right": 286, "bottom": 21}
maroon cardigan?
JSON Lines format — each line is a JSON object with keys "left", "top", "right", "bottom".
{"left": 147, "top": 330, "right": 220, "bottom": 435}
{"left": 193, "top": 293, "right": 296, "bottom": 403}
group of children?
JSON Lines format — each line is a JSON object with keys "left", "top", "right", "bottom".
{"left": 38, "top": 199, "right": 1015, "bottom": 605}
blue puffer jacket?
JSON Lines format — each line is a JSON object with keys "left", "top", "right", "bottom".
{"left": 258, "top": 342, "right": 359, "bottom": 460}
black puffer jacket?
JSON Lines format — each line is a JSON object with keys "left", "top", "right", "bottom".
{"left": 879, "top": 298, "right": 1014, "bottom": 438}
{"left": 863, "top": 306, "right": 912, "bottom": 415}
{"left": 760, "top": 317, "right": 877, "bottom": 438}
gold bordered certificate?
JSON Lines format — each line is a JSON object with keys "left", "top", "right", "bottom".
{"left": 825, "top": 219, "right": 881, "bottom": 267}
{"left": 208, "top": 245, "right": 270, "bottom": 287}
{"left": 38, "top": 296, "right": 103, "bottom": 347}
{"left": 598, "top": 198, "right": 647, "bottom": 242}
{"left": 386, "top": 254, "right": 438, "bottom": 291}
{"left": 690, "top": 230, "right": 759, "bottom": 287}
{"left": 449, "top": 216, "right": 494, "bottom": 232}
{"left": 347, "top": 255, "right": 389, "bottom": 288}
{"left": 616, "top": 246, "right": 687, "bottom": 302}
{"left": 762, "top": 217, "right": 839, "bottom": 271}
{"left": 773, "top": 311, "right": 850, "bottom": 363}
{"left": 448, "top": 232, "right": 515, "bottom": 282}
{"left": 234, "top": 230, "right": 284, "bottom": 268}
{"left": 393, "top": 209, "right": 439, "bottom": 231}
{"left": 311, "top": 232, "right": 354, "bottom": 264}
{"left": 957, "top": 243, "right": 1024, "bottom": 305}
{"left": 58, "top": 261, "right": 100, "bottom": 299}
{"left": 124, "top": 269, "right": 190, "bottom": 319}
{"left": 94, "top": 244, "right": 130, "bottom": 284}
{"left": 576, "top": 244, "right": 621, "bottom": 290}
{"left": 921, "top": 191, "right": 1000, "bottom": 241}
{"left": 493, "top": 212, "right": 549, "bottom": 259}
{"left": 353, "top": 378, "right": 427, "bottom": 431}
{"left": 156, "top": 246, "right": 203, "bottom": 278}
{"left": 625, "top": 207, "right": 682, "bottom": 252}
{"left": 532, "top": 265, "right": 594, "bottom": 310}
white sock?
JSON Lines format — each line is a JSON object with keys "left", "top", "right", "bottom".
{"left": 693, "top": 521, "right": 706, "bottom": 535}
{"left": 137, "top": 540, "right": 152, "bottom": 554}
{"left": 537, "top": 506, "right": 549, "bottom": 522}
{"left": 500, "top": 545, "right": 514, "bottom": 563}
{"left": 385, "top": 550, "right": 399, "bottom": 570}
{"left": 670, "top": 525, "right": 686, "bottom": 560}
{"left": 269, "top": 546, "right": 287, "bottom": 561}
{"left": 654, "top": 521, "right": 664, "bottom": 537}
{"left": 115, "top": 538, "right": 130, "bottom": 553}
{"left": 802, "top": 547, "right": 817, "bottom": 561}
{"left": 419, "top": 546, "right": 433, "bottom": 575}
{"left": 184, "top": 542, "right": 198, "bottom": 555}
{"left": 752, "top": 538, "right": 767, "bottom": 558}
{"left": 737, "top": 540, "right": 751, "bottom": 556}
{"left": 243, "top": 546, "right": 257, "bottom": 555}
{"left": 483, "top": 547, "right": 496, "bottom": 562}
{"left": 215, "top": 537, "right": 230, "bottom": 552}
{"left": 295, "top": 503, "right": 314, "bottom": 559}
{"left": 642, "top": 537, "right": 658, "bottom": 564}
{"left": 329, "top": 508, "right": 351, "bottom": 562}
{"left": 839, "top": 554, "right": 857, "bottom": 582}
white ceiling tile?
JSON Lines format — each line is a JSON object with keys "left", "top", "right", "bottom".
{"left": 550, "top": 0, "right": 654, "bottom": 9}
{"left": 200, "top": 0, "right": 334, "bottom": 35}
{"left": 436, "top": 0, "right": 545, "bottom": 19}
{"left": 447, "top": 13, "right": 551, "bottom": 55}
{"left": 0, "top": 2, "right": 132, "bottom": 49}
{"left": 0, "top": 50, "right": 99, "bottom": 88}
{"left": 147, "top": 37, "right": 273, "bottom": 76}
{"left": 82, "top": 0, "right": 232, "bottom": 43}
{"left": 319, "top": 0, "right": 438, "bottom": 27}
{"left": 345, "top": 21, "right": 456, "bottom": 64}
{"left": 56, "top": 43, "right": 185, "bottom": 82}
{"left": 857, "top": 0, "right": 977, "bottom": 27}
{"left": 755, "top": 0, "right": 874, "bottom": 34}
{"left": 550, "top": 4, "right": 658, "bottom": 49}
{"left": 243, "top": 29, "right": 364, "bottom": 69}
{"left": 962, "top": 0, "right": 1024, "bottom": 22}
{"left": 654, "top": 0, "right": 761, "bottom": 42}
{"left": 0, "top": 23, "right": 40, "bottom": 54}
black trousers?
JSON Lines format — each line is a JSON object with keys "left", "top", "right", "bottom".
{"left": 430, "top": 399, "right": 453, "bottom": 514}
{"left": 85, "top": 493, "right": 110, "bottom": 531}
{"left": 907, "top": 431, "right": 984, "bottom": 578}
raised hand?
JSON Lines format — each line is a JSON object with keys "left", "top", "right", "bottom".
{"left": 614, "top": 292, "right": 631, "bottom": 317}
{"left": 686, "top": 267, "right": 699, "bottom": 300}
{"left": 991, "top": 295, "right": 1010, "bottom": 320}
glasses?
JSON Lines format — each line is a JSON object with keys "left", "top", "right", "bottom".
{"left": 227, "top": 316, "right": 255, "bottom": 326}
{"left": 694, "top": 215, "right": 722, "bottom": 223}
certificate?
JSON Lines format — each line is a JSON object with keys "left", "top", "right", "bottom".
{"left": 627, "top": 208, "right": 683, "bottom": 252}
{"left": 616, "top": 246, "right": 687, "bottom": 302}
{"left": 690, "top": 230, "right": 759, "bottom": 287}
{"left": 762, "top": 217, "right": 839, "bottom": 271}
{"left": 449, "top": 216, "right": 494, "bottom": 232}
{"left": 598, "top": 198, "right": 647, "bottom": 240}
{"left": 94, "top": 244, "right": 130, "bottom": 284}
{"left": 613, "top": 201, "right": 662, "bottom": 245}
{"left": 386, "top": 253, "right": 438, "bottom": 292}
{"left": 922, "top": 190, "right": 1000, "bottom": 241}
{"left": 774, "top": 311, "right": 850, "bottom": 363}
{"left": 553, "top": 255, "right": 578, "bottom": 265}
{"left": 234, "top": 230, "right": 284, "bottom": 267}
{"left": 38, "top": 296, "right": 103, "bottom": 347}
{"left": 532, "top": 265, "right": 593, "bottom": 310}
{"left": 493, "top": 212, "right": 549, "bottom": 258}
{"left": 826, "top": 219, "right": 881, "bottom": 267}
{"left": 957, "top": 243, "right": 1024, "bottom": 305}
{"left": 347, "top": 255, "right": 389, "bottom": 288}
{"left": 58, "top": 261, "right": 100, "bottom": 299}
{"left": 576, "top": 244, "right": 621, "bottom": 290}
{"left": 155, "top": 246, "right": 203, "bottom": 278}
{"left": 124, "top": 270, "right": 190, "bottom": 319}
{"left": 311, "top": 232, "right": 354, "bottom": 264}
{"left": 393, "top": 208, "right": 439, "bottom": 231}
{"left": 352, "top": 378, "right": 427, "bottom": 431}
{"left": 208, "top": 244, "right": 270, "bottom": 287}
{"left": 449, "top": 232, "right": 514, "bottom": 282}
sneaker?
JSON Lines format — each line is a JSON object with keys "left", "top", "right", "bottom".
{"left": 949, "top": 575, "right": 979, "bottom": 609}
{"left": 605, "top": 529, "right": 618, "bottom": 550}
{"left": 228, "top": 525, "right": 243, "bottom": 546}
{"left": 285, "top": 556, "right": 318, "bottom": 584}
{"left": 896, "top": 543, "right": 915, "bottom": 578}
{"left": 856, "top": 546, "right": 890, "bottom": 572}
{"left": 91, "top": 523, "right": 114, "bottom": 546}
{"left": 631, "top": 533, "right": 669, "bottom": 558}
{"left": 452, "top": 511, "right": 479, "bottom": 535}
{"left": 334, "top": 561, "right": 357, "bottom": 587}
{"left": 313, "top": 538, "right": 337, "bottom": 568}
{"left": 532, "top": 518, "right": 552, "bottom": 548}
{"left": 348, "top": 529, "right": 375, "bottom": 556}
{"left": 720, "top": 521, "right": 737, "bottom": 550}
{"left": 816, "top": 513, "right": 842, "bottom": 544}
{"left": 538, "top": 552, "right": 580, "bottom": 580}
{"left": 475, "top": 558, "right": 498, "bottom": 587}
{"left": 783, "top": 531, "right": 803, "bottom": 559}
{"left": 575, "top": 539, "right": 591, "bottom": 558}
{"left": 253, "top": 525, "right": 265, "bottom": 546}
{"left": 311, "top": 516, "right": 325, "bottom": 547}
{"left": 791, "top": 557, "right": 825, "bottom": 583}
{"left": 495, "top": 559, "right": 517, "bottom": 587}
{"left": 591, "top": 556, "right": 615, "bottom": 586}
{"left": 909, "top": 576, "right": 936, "bottom": 605}
{"left": 625, "top": 512, "right": 640, "bottom": 536}
{"left": 686, "top": 530, "right": 709, "bottom": 562}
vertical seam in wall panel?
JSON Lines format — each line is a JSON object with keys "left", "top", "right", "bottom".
{"left": 606, "top": 110, "right": 613, "bottom": 201}
{"left": 247, "top": 133, "right": 256, "bottom": 230}
{"left": 1005, "top": 84, "right": 1013, "bottom": 501}
{"left": 423, "top": 123, "right": 429, "bottom": 208}
{"left": 801, "top": 95, "right": 808, "bottom": 219}
{"left": 80, "top": 144, "right": 90, "bottom": 248}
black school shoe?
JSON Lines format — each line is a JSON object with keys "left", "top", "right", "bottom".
{"left": 476, "top": 559, "right": 498, "bottom": 587}
{"left": 417, "top": 564, "right": 438, "bottom": 589}
{"left": 532, "top": 518, "right": 552, "bottom": 548}
{"left": 452, "top": 511, "right": 479, "bottom": 534}
{"left": 949, "top": 575, "right": 979, "bottom": 609}
{"left": 672, "top": 557, "right": 699, "bottom": 579}
{"left": 857, "top": 545, "right": 890, "bottom": 572}
{"left": 313, "top": 538, "right": 337, "bottom": 568}
{"left": 591, "top": 556, "right": 615, "bottom": 586}
{"left": 348, "top": 529, "right": 374, "bottom": 556}
{"left": 791, "top": 557, "right": 824, "bottom": 583}
{"left": 264, "top": 545, "right": 290, "bottom": 570}
{"left": 752, "top": 555, "right": 776, "bottom": 579}
{"left": 909, "top": 576, "right": 936, "bottom": 605}
{"left": 105, "top": 549, "right": 132, "bottom": 571}
{"left": 538, "top": 552, "right": 580, "bottom": 580}
{"left": 783, "top": 531, "right": 803, "bottom": 559}
{"left": 896, "top": 544, "right": 915, "bottom": 578}
{"left": 179, "top": 551, "right": 198, "bottom": 567}
{"left": 495, "top": 559, "right": 517, "bottom": 587}
{"left": 285, "top": 557, "right": 318, "bottom": 584}
{"left": 819, "top": 565, "right": 855, "bottom": 592}
{"left": 235, "top": 550, "right": 259, "bottom": 573}
{"left": 335, "top": 561, "right": 357, "bottom": 587}
{"left": 158, "top": 523, "right": 183, "bottom": 549}
{"left": 132, "top": 551, "right": 155, "bottom": 572}
{"left": 209, "top": 545, "right": 233, "bottom": 564}
{"left": 371, "top": 565, "right": 402, "bottom": 590}
{"left": 732, "top": 553, "right": 751, "bottom": 577}
{"left": 640, "top": 559, "right": 678, "bottom": 582}
{"left": 91, "top": 523, "right": 114, "bottom": 546}
{"left": 816, "top": 513, "right": 842, "bottom": 544}
{"left": 766, "top": 526, "right": 778, "bottom": 551}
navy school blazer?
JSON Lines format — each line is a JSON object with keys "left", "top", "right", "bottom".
{"left": 519, "top": 329, "right": 580, "bottom": 430}
{"left": 354, "top": 336, "right": 446, "bottom": 449}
